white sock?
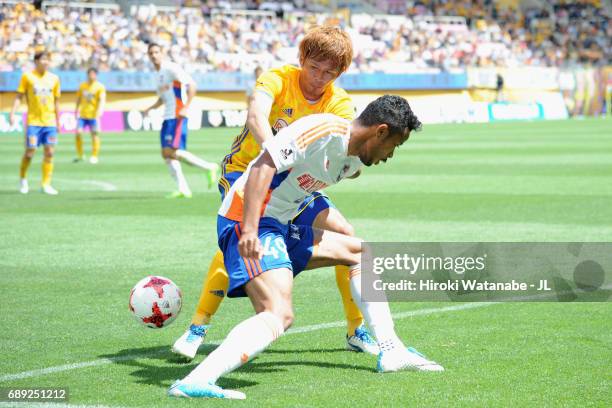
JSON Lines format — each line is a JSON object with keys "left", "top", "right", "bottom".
{"left": 165, "top": 158, "right": 191, "bottom": 194}
{"left": 348, "top": 265, "right": 404, "bottom": 352}
{"left": 183, "top": 311, "right": 284, "bottom": 385}
{"left": 176, "top": 149, "right": 216, "bottom": 171}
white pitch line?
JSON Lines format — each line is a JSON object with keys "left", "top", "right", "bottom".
{"left": 0, "top": 302, "right": 494, "bottom": 383}
{"left": 53, "top": 178, "right": 117, "bottom": 192}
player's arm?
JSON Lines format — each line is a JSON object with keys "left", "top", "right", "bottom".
{"left": 10, "top": 74, "right": 27, "bottom": 126}
{"left": 75, "top": 94, "right": 81, "bottom": 117}
{"left": 239, "top": 151, "right": 277, "bottom": 260}
{"left": 177, "top": 79, "right": 196, "bottom": 118}
{"left": 55, "top": 97, "right": 60, "bottom": 129}
{"left": 9, "top": 93, "right": 23, "bottom": 127}
{"left": 96, "top": 90, "right": 106, "bottom": 119}
{"left": 143, "top": 98, "right": 163, "bottom": 115}
{"left": 246, "top": 91, "right": 274, "bottom": 146}
{"left": 54, "top": 79, "right": 61, "bottom": 129}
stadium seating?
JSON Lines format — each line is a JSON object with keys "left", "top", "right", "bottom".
{"left": 0, "top": 0, "right": 609, "bottom": 73}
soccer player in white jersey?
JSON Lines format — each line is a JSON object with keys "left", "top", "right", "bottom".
{"left": 168, "top": 95, "right": 444, "bottom": 400}
{"left": 143, "top": 43, "right": 219, "bottom": 198}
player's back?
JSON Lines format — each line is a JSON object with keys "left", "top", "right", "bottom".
{"left": 219, "top": 113, "right": 361, "bottom": 224}
{"left": 222, "top": 65, "right": 354, "bottom": 174}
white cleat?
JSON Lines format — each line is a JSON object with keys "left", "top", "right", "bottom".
{"left": 19, "top": 179, "right": 29, "bottom": 194}
{"left": 89, "top": 156, "right": 99, "bottom": 164}
{"left": 171, "top": 324, "right": 208, "bottom": 361}
{"left": 41, "top": 184, "right": 59, "bottom": 195}
{"left": 377, "top": 347, "right": 444, "bottom": 373}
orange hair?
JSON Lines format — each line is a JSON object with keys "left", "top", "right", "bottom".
{"left": 299, "top": 25, "right": 353, "bottom": 74}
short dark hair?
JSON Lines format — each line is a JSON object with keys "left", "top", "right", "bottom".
{"left": 87, "top": 67, "right": 98, "bottom": 74}
{"left": 34, "top": 51, "right": 48, "bottom": 61}
{"left": 357, "top": 95, "right": 422, "bottom": 136}
{"left": 147, "top": 42, "right": 161, "bottom": 52}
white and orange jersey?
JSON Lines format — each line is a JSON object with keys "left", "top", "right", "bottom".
{"left": 154, "top": 61, "right": 193, "bottom": 119}
{"left": 219, "top": 114, "right": 362, "bottom": 223}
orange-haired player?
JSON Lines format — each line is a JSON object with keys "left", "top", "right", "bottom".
{"left": 10, "top": 51, "right": 61, "bottom": 195}
{"left": 172, "top": 25, "right": 379, "bottom": 359}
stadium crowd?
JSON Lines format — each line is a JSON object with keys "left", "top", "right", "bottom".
{"left": 0, "top": 0, "right": 609, "bottom": 73}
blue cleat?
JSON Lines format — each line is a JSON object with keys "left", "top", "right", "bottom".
{"left": 346, "top": 325, "right": 380, "bottom": 355}
{"left": 168, "top": 380, "right": 246, "bottom": 399}
{"left": 171, "top": 324, "right": 209, "bottom": 360}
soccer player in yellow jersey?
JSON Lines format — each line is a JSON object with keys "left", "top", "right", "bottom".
{"left": 9, "top": 51, "right": 61, "bottom": 195}
{"left": 172, "top": 25, "right": 379, "bottom": 360}
{"left": 74, "top": 68, "right": 106, "bottom": 164}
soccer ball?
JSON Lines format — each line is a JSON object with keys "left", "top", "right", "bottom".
{"left": 129, "top": 276, "right": 182, "bottom": 328}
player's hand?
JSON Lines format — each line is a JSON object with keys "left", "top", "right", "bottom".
{"left": 238, "top": 231, "right": 263, "bottom": 260}
{"left": 177, "top": 106, "right": 189, "bottom": 118}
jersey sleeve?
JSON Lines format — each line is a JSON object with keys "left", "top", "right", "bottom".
{"left": 76, "top": 83, "right": 83, "bottom": 99}
{"left": 17, "top": 74, "right": 28, "bottom": 94}
{"left": 263, "top": 127, "right": 305, "bottom": 172}
{"left": 254, "top": 69, "right": 283, "bottom": 101}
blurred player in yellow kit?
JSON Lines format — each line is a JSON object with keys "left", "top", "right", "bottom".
{"left": 172, "top": 25, "right": 380, "bottom": 359}
{"left": 9, "top": 51, "right": 61, "bottom": 195}
{"left": 74, "top": 68, "right": 106, "bottom": 164}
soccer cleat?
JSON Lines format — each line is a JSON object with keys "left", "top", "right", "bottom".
{"left": 165, "top": 191, "right": 192, "bottom": 199}
{"left": 19, "top": 179, "right": 29, "bottom": 194}
{"left": 73, "top": 156, "right": 85, "bottom": 163}
{"left": 206, "top": 164, "right": 220, "bottom": 189}
{"left": 89, "top": 156, "right": 99, "bottom": 164}
{"left": 346, "top": 325, "right": 380, "bottom": 355}
{"left": 41, "top": 184, "right": 59, "bottom": 195}
{"left": 171, "top": 324, "right": 209, "bottom": 360}
{"left": 377, "top": 346, "right": 444, "bottom": 373}
{"left": 168, "top": 380, "right": 246, "bottom": 400}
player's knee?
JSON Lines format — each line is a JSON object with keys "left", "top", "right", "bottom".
{"left": 24, "top": 150, "right": 35, "bottom": 159}
{"left": 342, "top": 236, "right": 364, "bottom": 265}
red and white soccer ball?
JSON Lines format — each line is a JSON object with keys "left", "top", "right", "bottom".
{"left": 129, "top": 276, "right": 182, "bottom": 328}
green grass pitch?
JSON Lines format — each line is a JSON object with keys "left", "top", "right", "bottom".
{"left": 0, "top": 118, "right": 611, "bottom": 407}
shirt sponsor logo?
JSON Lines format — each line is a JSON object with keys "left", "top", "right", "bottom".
{"left": 297, "top": 173, "right": 328, "bottom": 193}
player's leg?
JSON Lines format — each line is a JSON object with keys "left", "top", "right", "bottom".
{"left": 161, "top": 119, "right": 191, "bottom": 198}
{"left": 305, "top": 228, "right": 443, "bottom": 372}
{"left": 89, "top": 120, "right": 100, "bottom": 164}
{"left": 20, "top": 126, "right": 42, "bottom": 194}
{"left": 41, "top": 144, "right": 58, "bottom": 195}
{"left": 293, "top": 193, "right": 375, "bottom": 354}
{"left": 170, "top": 218, "right": 292, "bottom": 399}
{"left": 171, "top": 171, "right": 242, "bottom": 360}
{"left": 74, "top": 118, "right": 86, "bottom": 162}
{"left": 175, "top": 148, "right": 219, "bottom": 189}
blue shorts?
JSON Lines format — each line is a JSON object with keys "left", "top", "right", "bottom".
{"left": 77, "top": 118, "right": 100, "bottom": 132}
{"left": 217, "top": 216, "right": 314, "bottom": 298}
{"left": 217, "top": 170, "right": 335, "bottom": 225}
{"left": 160, "top": 118, "right": 188, "bottom": 150}
{"left": 26, "top": 126, "right": 58, "bottom": 148}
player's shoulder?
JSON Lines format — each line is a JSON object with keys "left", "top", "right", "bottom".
{"left": 294, "top": 113, "right": 350, "bottom": 139}
{"left": 46, "top": 71, "right": 60, "bottom": 82}
{"left": 265, "top": 64, "right": 299, "bottom": 84}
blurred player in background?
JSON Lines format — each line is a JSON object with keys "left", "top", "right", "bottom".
{"left": 10, "top": 51, "right": 61, "bottom": 195}
{"left": 173, "top": 25, "right": 379, "bottom": 360}
{"left": 74, "top": 68, "right": 106, "bottom": 164}
{"left": 143, "top": 43, "right": 219, "bottom": 198}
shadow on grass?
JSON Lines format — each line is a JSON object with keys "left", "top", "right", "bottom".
{"left": 99, "top": 343, "right": 373, "bottom": 390}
